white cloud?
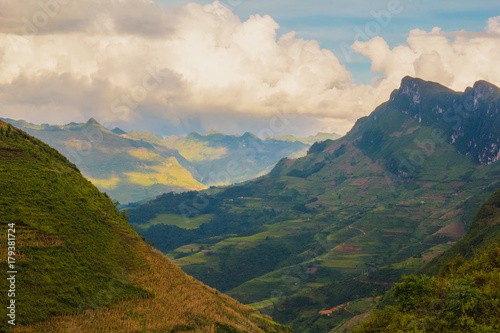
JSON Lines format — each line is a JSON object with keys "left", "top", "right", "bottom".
{"left": 0, "top": 0, "right": 499, "bottom": 135}
{"left": 353, "top": 26, "right": 500, "bottom": 92}
{"left": 487, "top": 16, "right": 500, "bottom": 34}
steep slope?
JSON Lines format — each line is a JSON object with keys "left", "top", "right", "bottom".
{"left": 354, "top": 188, "right": 500, "bottom": 333}
{"left": 419, "top": 187, "right": 500, "bottom": 275}
{"left": 127, "top": 77, "right": 500, "bottom": 332}
{"left": 1, "top": 118, "right": 206, "bottom": 204}
{"left": 163, "top": 131, "right": 310, "bottom": 185}
{"left": 0, "top": 121, "right": 290, "bottom": 332}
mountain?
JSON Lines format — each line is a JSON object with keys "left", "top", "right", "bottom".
{"left": 160, "top": 131, "right": 312, "bottom": 185}
{"left": 3, "top": 118, "right": 337, "bottom": 205}
{"left": 354, "top": 188, "right": 500, "bottom": 332}
{"left": 1, "top": 118, "right": 206, "bottom": 204}
{"left": 126, "top": 77, "right": 500, "bottom": 332}
{"left": 111, "top": 127, "right": 127, "bottom": 135}
{"left": 270, "top": 132, "right": 342, "bottom": 145}
{"left": 0, "top": 120, "right": 290, "bottom": 332}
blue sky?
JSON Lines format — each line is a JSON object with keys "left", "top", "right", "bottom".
{"left": 158, "top": 0, "right": 500, "bottom": 83}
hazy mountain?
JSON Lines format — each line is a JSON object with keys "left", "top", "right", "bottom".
{"left": 155, "top": 131, "right": 312, "bottom": 185}
{"left": 1, "top": 118, "right": 206, "bottom": 204}
{"left": 0, "top": 120, "right": 291, "bottom": 332}
{"left": 270, "top": 132, "right": 342, "bottom": 145}
{"left": 127, "top": 77, "right": 500, "bottom": 331}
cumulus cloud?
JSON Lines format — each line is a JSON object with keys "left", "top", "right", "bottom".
{"left": 487, "top": 16, "right": 500, "bottom": 34}
{"left": 0, "top": 0, "right": 500, "bottom": 135}
{"left": 353, "top": 26, "right": 500, "bottom": 92}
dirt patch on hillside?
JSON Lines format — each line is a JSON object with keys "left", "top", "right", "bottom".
{"left": 366, "top": 161, "right": 385, "bottom": 173}
{"left": 390, "top": 131, "right": 403, "bottom": 137}
{"left": 401, "top": 118, "right": 415, "bottom": 128}
{"left": 433, "top": 222, "right": 466, "bottom": 239}
{"left": 422, "top": 248, "right": 446, "bottom": 263}
{"left": 307, "top": 200, "right": 324, "bottom": 208}
{"left": 406, "top": 126, "right": 420, "bottom": 134}
{"left": 284, "top": 159, "right": 296, "bottom": 168}
{"left": 421, "top": 195, "right": 448, "bottom": 201}
{"left": 417, "top": 181, "right": 435, "bottom": 188}
{"left": 335, "top": 245, "right": 363, "bottom": 252}
{"left": 450, "top": 181, "right": 466, "bottom": 190}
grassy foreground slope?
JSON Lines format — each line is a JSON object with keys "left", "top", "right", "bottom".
{"left": 354, "top": 188, "right": 500, "bottom": 332}
{"left": 0, "top": 121, "right": 290, "bottom": 332}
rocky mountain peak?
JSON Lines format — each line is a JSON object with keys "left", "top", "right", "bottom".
{"left": 85, "top": 117, "right": 100, "bottom": 126}
{"left": 472, "top": 80, "right": 500, "bottom": 101}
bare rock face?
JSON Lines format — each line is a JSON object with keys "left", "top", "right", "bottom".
{"left": 387, "top": 77, "right": 500, "bottom": 165}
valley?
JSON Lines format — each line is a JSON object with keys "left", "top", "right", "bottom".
{"left": 2, "top": 77, "right": 500, "bottom": 332}
{"left": 3, "top": 1, "right": 500, "bottom": 331}
{"left": 0, "top": 77, "right": 500, "bottom": 333}
{"left": 126, "top": 77, "right": 500, "bottom": 332}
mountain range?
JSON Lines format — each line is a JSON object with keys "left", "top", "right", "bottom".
{"left": 269, "top": 133, "right": 342, "bottom": 146}
{"left": 144, "top": 130, "right": 316, "bottom": 185}
{"left": 2, "top": 118, "right": 340, "bottom": 204}
{"left": 0, "top": 120, "right": 290, "bottom": 332}
{"left": 126, "top": 77, "right": 500, "bottom": 332}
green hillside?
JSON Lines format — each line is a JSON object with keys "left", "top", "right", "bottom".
{"left": 0, "top": 120, "right": 290, "bottom": 332}
{"left": 354, "top": 188, "right": 500, "bottom": 332}
{"left": 127, "top": 77, "right": 500, "bottom": 332}
{"left": 419, "top": 188, "right": 500, "bottom": 276}
{"left": 2, "top": 118, "right": 206, "bottom": 204}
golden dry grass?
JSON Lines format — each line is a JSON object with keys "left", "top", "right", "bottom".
{"left": 14, "top": 239, "right": 284, "bottom": 333}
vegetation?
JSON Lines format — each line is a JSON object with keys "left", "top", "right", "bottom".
{"left": 126, "top": 77, "right": 500, "bottom": 332}
{"left": 140, "top": 213, "right": 214, "bottom": 230}
{"left": 419, "top": 188, "right": 500, "bottom": 276}
{"left": 354, "top": 188, "right": 500, "bottom": 332}
{"left": 0, "top": 121, "right": 290, "bottom": 332}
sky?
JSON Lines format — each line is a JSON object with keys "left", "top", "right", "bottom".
{"left": 0, "top": 0, "right": 499, "bottom": 137}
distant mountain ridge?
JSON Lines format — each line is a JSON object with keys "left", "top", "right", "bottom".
{"left": 162, "top": 131, "right": 313, "bottom": 185}
{"left": 2, "top": 117, "right": 339, "bottom": 203}
{"left": 270, "top": 132, "right": 342, "bottom": 145}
